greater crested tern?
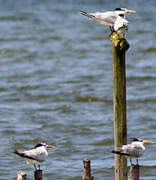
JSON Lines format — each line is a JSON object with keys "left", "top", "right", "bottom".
{"left": 112, "top": 138, "right": 154, "bottom": 165}
{"left": 80, "top": 8, "right": 136, "bottom": 35}
{"left": 14, "top": 143, "right": 55, "bottom": 170}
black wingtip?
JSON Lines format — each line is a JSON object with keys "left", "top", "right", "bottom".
{"left": 112, "top": 151, "right": 131, "bottom": 156}
{"left": 14, "top": 150, "right": 21, "bottom": 156}
{"left": 80, "top": 10, "right": 87, "bottom": 15}
{"left": 112, "top": 150, "right": 119, "bottom": 154}
{"left": 112, "top": 150, "right": 122, "bottom": 155}
{"left": 14, "top": 150, "right": 24, "bottom": 157}
{"left": 14, "top": 150, "right": 18, "bottom": 154}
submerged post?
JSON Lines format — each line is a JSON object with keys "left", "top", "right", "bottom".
{"left": 34, "top": 170, "right": 42, "bottom": 180}
{"left": 129, "top": 165, "right": 140, "bottom": 180}
{"left": 82, "top": 158, "right": 94, "bottom": 180}
{"left": 109, "top": 32, "right": 129, "bottom": 180}
{"left": 16, "top": 171, "right": 27, "bottom": 180}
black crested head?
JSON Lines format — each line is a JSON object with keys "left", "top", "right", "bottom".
{"left": 131, "top": 138, "right": 143, "bottom": 142}
{"left": 34, "top": 143, "right": 47, "bottom": 148}
{"left": 115, "top": 8, "right": 122, "bottom": 11}
{"left": 115, "top": 8, "right": 127, "bottom": 11}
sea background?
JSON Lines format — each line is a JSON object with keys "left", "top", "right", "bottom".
{"left": 0, "top": 0, "right": 155, "bottom": 179}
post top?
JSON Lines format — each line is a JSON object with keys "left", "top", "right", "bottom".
{"left": 109, "top": 32, "right": 129, "bottom": 52}
{"left": 83, "top": 158, "right": 91, "bottom": 162}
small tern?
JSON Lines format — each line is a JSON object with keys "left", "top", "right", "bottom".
{"left": 112, "top": 138, "right": 154, "bottom": 165}
{"left": 14, "top": 143, "right": 55, "bottom": 170}
{"left": 80, "top": 8, "right": 136, "bottom": 35}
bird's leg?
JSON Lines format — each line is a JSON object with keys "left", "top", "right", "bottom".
{"left": 130, "top": 159, "right": 133, "bottom": 166}
{"left": 38, "top": 164, "right": 40, "bottom": 170}
{"left": 112, "top": 26, "right": 115, "bottom": 32}
{"left": 109, "top": 26, "right": 114, "bottom": 32}
{"left": 136, "top": 159, "right": 139, "bottom": 166}
{"left": 109, "top": 26, "right": 112, "bottom": 32}
{"left": 34, "top": 164, "right": 37, "bottom": 170}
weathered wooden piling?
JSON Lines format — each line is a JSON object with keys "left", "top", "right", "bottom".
{"left": 109, "top": 32, "right": 129, "bottom": 180}
{"left": 82, "top": 158, "right": 94, "bottom": 180}
{"left": 34, "top": 170, "right": 42, "bottom": 180}
{"left": 16, "top": 171, "right": 27, "bottom": 180}
{"left": 129, "top": 165, "right": 140, "bottom": 180}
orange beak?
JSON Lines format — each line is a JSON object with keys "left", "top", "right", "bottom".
{"left": 47, "top": 145, "right": 55, "bottom": 148}
{"left": 143, "top": 141, "right": 154, "bottom": 144}
{"left": 127, "top": 10, "right": 136, "bottom": 13}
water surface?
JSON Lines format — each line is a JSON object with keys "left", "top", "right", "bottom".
{"left": 0, "top": 0, "right": 156, "bottom": 179}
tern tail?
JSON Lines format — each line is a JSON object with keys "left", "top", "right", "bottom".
{"left": 80, "top": 11, "right": 95, "bottom": 19}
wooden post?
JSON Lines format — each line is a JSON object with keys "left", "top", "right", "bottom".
{"left": 129, "top": 165, "right": 140, "bottom": 180}
{"left": 16, "top": 171, "right": 27, "bottom": 180}
{"left": 82, "top": 158, "right": 94, "bottom": 180}
{"left": 109, "top": 32, "right": 129, "bottom": 180}
{"left": 34, "top": 170, "right": 42, "bottom": 180}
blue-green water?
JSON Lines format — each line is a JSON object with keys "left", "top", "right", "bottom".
{"left": 0, "top": 0, "right": 156, "bottom": 179}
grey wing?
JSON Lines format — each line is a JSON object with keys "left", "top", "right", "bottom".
{"left": 122, "top": 144, "right": 133, "bottom": 154}
{"left": 80, "top": 11, "right": 96, "bottom": 19}
{"left": 93, "top": 11, "right": 118, "bottom": 25}
{"left": 122, "top": 144, "right": 143, "bottom": 157}
{"left": 23, "top": 149, "right": 47, "bottom": 162}
{"left": 14, "top": 150, "right": 37, "bottom": 161}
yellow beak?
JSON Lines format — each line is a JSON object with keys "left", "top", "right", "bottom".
{"left": 144, "top": 141, "right": 154, "bottom": 144}
{"left": 47, "top": 145, "right": 55, "bottom": 148}
{"left": 127, "top": 10, "right": 136, "bottom": 13}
